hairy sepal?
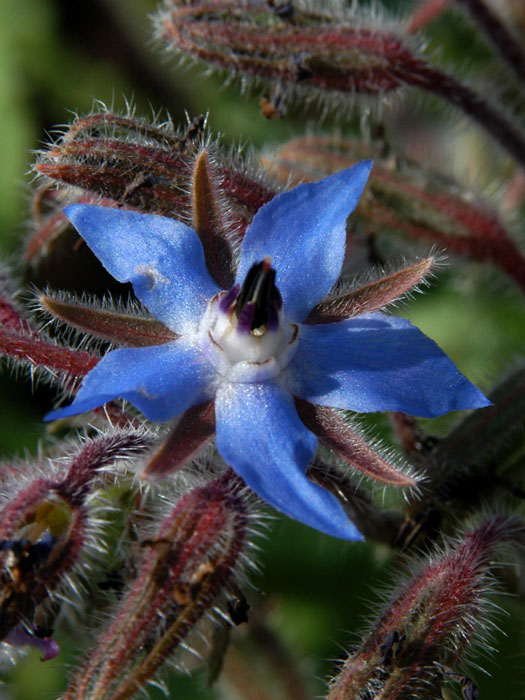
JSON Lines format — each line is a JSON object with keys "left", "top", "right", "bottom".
{"left": 296, "top": 399, "right": 418, "bottom": 487}
{"left": 327, "top": 515, "right": 525, "bottom": 699}
{"left": 63, "top": 471, "right": 253, "bottom": 700}
{"left": 0, "top": 430, "right": 153, "bottom": 651}
{"left": 306, "top": 257, "right": 434, "bottom": 323}
{"left": 143, "top": 400, "right": 216, "bottom": 480}
{"left": 40, "top": 294, "right": 178, "bottom": 347}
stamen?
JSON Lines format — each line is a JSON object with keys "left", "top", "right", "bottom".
{"left": 236, "top": 302, "right": 256, "bottom": 334}
{"left": 234, "top": 257, "right": 281, "bottom": 332}
{"left": 201, "top": 263, "right": 299, "bottom": 382}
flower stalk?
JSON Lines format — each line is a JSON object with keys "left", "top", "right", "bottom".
{"left": 456, "top": 0, "right": 525, "bottom": 84}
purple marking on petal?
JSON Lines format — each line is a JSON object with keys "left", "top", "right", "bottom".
{"left": 266, "top": 305, "right": 279, "bottom": 332}
{"left": 219, "top": 285, "right": 240, "bottom": 313}
{"left": 236, "top": 302, "right": 256, "bottom": 334}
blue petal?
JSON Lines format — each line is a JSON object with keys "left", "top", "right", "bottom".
{"left": 46, "top": 341, "right": 216, "bottom": 422}
{"left": 65, "top": 205, "right": 221, "bottom": 333}
{"left": 215, "top": 380, "right": 363, "bottom": 540}
{"left": 287, "top": 313, "right": 491, "bottom": 417}
{"left": 236, "top": 162, "right": 372, "bottom": 322}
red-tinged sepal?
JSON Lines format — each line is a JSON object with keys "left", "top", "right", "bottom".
{"left": 306, "top": 257, "right": 434, "bottom": 323}
{"left": 0, "top": 326, "right": 99, "bottom": 390}
{"left": 192, "top": 149, "right": 235, "bottom": 288}
{"left": 156, "top": 2, "right": 525, "bottom": 168}
{"left": 155, "top": 1, "right": 417, "bottom": 102}
{"left": 63, "top": 470, "right": 257, "bottom": 700}
{"left": 35, "top": 111, "right": 277, "bottom": 248}
{"left": 296, "top": 399, "right": 418, "bottom": 487}
{"left": 0, "top": 266, "right": 34, "bottom": 335}
{"left": 40, "top": 294, "right": 178, "bottom": 347}
{"left": 327, "top": 515, "right": 525, "bottom": 699}
{"left": 0, "top": 265, "right": 99, "bottom": 388}
{"left": 143, "top": 400, "right": 215, "bottom": 479}
{"left": 35, "top": 112, "right": 196, "bottom": 218}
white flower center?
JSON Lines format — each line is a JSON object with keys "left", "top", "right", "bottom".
{"left": 200, "top": 293, "right": 299, "bottom": 383}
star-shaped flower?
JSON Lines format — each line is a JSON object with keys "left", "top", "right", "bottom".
{"left": 46, "top": 162, "right": 490, "bottom": 539}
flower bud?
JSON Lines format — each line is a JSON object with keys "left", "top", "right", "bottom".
{"left": 64, "top": 471, "right": 256, "bottom": 700}
{"left": 0, "top": 266, "right": 98, "bottom": 389}
{"left": 327, "top": 516, "right": 525, "bottom": 699}
{"left": 155, "top": 1, "right": 525, "bottom": 167}
{"left": 155, "top": 1, "right": 418, "bottom": 101}
{"left": 0, "top": 431, "right": 153, "bottom": 659}
{"left": 33, "top": 112, "right": 277, "bottom": 270}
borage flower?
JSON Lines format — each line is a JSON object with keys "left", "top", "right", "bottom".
{"left": 46, "top": 162, "right": 490, "bottom": 539}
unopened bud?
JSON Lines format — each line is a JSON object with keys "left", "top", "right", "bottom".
{"left": 0, "top": 431, "right": 153, "bottom": 658}
{"left": 64, "top": 471, "right": 255, "bottom": 700}
{"left": 328, "top": 516, "right": 525, "bottom": 699}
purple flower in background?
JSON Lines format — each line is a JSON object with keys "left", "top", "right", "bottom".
{"left": 46, "top": 162, "right": 490, "bottom": 539}
{"left": 5, "top": 625, "right": 60, "bottom": 662}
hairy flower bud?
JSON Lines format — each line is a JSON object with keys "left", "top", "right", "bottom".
{"left": 156, "top": 0, "right": 414, "bottom": 97}
{"left": 156, "top": 0, "right": 525, "bottom": 166}
{"left": 32, "top": 112, "right": 277, "bottom": 272}
{"left": 327, "top": 516, "right": 525, "bottom": 700}
{"left": 64, "top": 471, "right": 255, "bottom": 700}
{"left": 0, "top": 431, "right": 153, "bottom": 659}
{"left": 0, "top": 266, "right": 98, "bottom": 390}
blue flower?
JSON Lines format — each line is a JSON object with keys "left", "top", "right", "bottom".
{"left": 46, "top": 162, "right": 490, "bottom": 539}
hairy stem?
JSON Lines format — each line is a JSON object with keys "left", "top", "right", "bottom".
{"left": 457, "top": 0, "right": 525, "bottom": 84}
{"left": 406, "top": 63, "right": 525, "bottom": 168}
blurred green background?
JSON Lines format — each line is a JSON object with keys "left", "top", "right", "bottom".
{"left": 0, "top": 0, "right": 524, "bottom": 698}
